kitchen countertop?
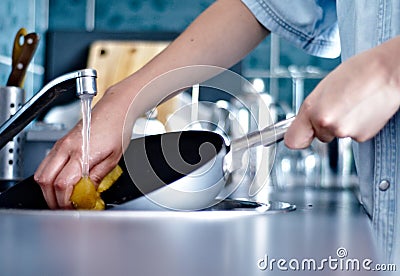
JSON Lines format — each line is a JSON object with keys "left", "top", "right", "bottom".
{"left": 0, "top": 187, "right": 387, "bottom": 276}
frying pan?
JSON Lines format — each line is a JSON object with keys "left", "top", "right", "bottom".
{"left": 0, "top": 117, "right": 294, "bottom": 210}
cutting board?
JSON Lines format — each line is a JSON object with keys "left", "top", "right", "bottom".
{"left": 87, "top": 40, "right": 177, "bottom": 124}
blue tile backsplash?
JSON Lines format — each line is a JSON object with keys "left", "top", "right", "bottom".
{"left": 95, "top": 0, "right": 212, "bottom": 32}
{"left": 0, "top": 0, "right": 340, "bottom": 106}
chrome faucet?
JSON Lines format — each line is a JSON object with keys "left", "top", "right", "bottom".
{"left": 0, "top": 69, "right": 97, "bottom": 149}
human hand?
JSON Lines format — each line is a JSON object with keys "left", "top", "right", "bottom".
{"left": 285, "top": 37, "right": 400, "bottom": 149}
{"left": 34, "top": 91, "right": 128, "bottom": 209}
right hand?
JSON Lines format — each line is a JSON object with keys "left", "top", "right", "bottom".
{"left": 34, "top": 89, "right": 128, "bottom": 209}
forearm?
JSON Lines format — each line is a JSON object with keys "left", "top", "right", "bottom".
{"left": 96, "top": 0, "right": 269, "bottom": 123}
{"left": 151, "top": 0, "right": 269, "bottom": 72}
{"left": 373, "top": 35, "right": 400, "bottom": 90}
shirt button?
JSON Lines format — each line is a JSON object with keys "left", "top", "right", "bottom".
{"left": 379, "top": 180, "right": 390, "bottom": 191}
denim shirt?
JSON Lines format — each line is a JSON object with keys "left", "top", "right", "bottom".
{"left": 242, "top": 0, "right": 400, "bottom": 263}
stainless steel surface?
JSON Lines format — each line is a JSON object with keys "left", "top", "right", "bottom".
{"left": 230, "top": 116, "right": 294, "bottom": 153}
{"left": 76, "top": 75, "right": 97, "bottom": 97}
{"left": 0, "top": 86, "right": 24, "bottom": 182}
{"left": 0, "top": 69, "right": 97, "bottom": 150}
{"left": 225, "top": 117, "right": 295, "bottom": 173}
{"left": 207, "top": 198, "right": 296, "bottom": 212}
{"left": 0, "top": 188, "right": 383, "bottom": 276}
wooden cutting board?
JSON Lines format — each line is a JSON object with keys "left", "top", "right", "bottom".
{"left": 87, "top": 40, "right": 177, "bottom": 124}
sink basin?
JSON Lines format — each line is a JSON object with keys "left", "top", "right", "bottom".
{"left": 0, "top": 187, "right": 379, "bottom": 276}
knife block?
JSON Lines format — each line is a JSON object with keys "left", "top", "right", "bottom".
{"left": 0, "top": 86, "right": 25, "bottom": 191}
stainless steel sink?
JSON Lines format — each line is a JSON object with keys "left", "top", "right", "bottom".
{"left": 0, "top": 188, "right": 380, "bottom": 276}
{"left": 110, "top": 195, "right": 296, "bottom": 212}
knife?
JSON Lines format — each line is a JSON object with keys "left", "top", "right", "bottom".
{"left": 6, "top": 31, "right": 40, "bottom": 87}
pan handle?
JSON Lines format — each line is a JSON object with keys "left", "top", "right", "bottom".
{"left": 230, "top": 116, "right": 295, "bottom": 154}
{"left": 223, "top": 116, "right": 295, "bottom": 174}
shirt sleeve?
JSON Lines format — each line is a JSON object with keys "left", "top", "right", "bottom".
{"left": 241, "top": 0, "right": 340, "bottom": 58}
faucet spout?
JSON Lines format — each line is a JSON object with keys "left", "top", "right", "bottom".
{"left": 76, "top": 75, "right": 97, "bottom": 98}
{"left": 0, "top": 69, "right": 97, "bottom": 149}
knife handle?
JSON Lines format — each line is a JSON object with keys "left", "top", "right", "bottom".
{"left": 11, "top": 28, "right": 27, "bottom": 68}
{"left": 6, "top": 33, "right": 40, "bottom": 88}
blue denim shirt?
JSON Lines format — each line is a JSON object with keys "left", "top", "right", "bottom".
{"left": 242, "top": 0, "right": 400, "bottom": 263}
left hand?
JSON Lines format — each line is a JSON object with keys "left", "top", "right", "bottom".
{"left": 284, "top": 36, "right": 400, "bottom": 149}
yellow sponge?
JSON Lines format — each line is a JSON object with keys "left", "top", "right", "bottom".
{"left": 70, "top": 165, "right": 123, "bottom": 210}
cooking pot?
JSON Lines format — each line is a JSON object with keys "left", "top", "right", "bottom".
{"left": 0, "top": 117, "right": 294, "bottom": 210}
